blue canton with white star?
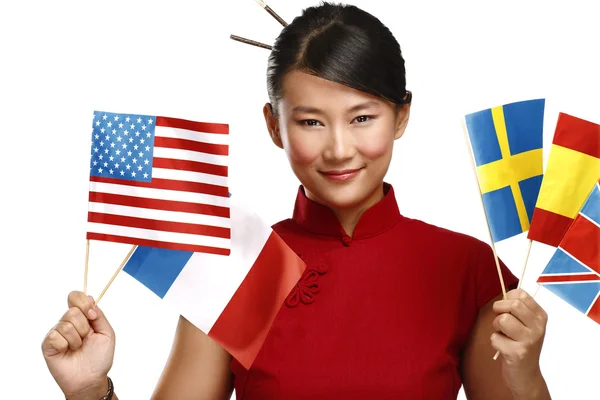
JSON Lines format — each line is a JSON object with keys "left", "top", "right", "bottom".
{"left": 90, "top": 111, "right": 156, "bottom": 182}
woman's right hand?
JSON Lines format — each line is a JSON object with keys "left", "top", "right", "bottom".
{"left": 41, "top": 291, "right": 116, "bottom": 399}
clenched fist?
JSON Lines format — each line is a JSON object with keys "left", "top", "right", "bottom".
{"left": 42, "top": 291, "right": 116, "bottom": 398}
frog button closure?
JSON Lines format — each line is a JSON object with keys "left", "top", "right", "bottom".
{"left": 341, "top": 234, "right": 352, "bottom": 246}
{"left": 285, "top": 259, "right": 329, "bottom": 308}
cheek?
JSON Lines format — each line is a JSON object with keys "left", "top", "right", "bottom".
{"left": 356, "top": 130, "right": 394, "bottom": 160}
{"left": 284, "top": 131, "right": 323, "bottom": 166}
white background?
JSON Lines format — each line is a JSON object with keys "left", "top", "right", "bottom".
{"left": 1, "top": 0, "right": 599, "bottom": 398}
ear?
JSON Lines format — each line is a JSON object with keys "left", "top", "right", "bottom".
{"left": 263, "top": 103, "right": 283, "bottom": 149}
{"left": 394, "top": 102, "right": 411, "bottom": 140}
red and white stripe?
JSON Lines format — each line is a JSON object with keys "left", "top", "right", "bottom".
{"left": 87, "top": 117, "right": 231, "bottom": 255}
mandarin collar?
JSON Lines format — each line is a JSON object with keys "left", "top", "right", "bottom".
{"left": 291, "top": 183, "right": 402, "bottom": 240}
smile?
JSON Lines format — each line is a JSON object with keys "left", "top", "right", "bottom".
{"left": 320, "top": 168, "right": 363, "bottom": 182}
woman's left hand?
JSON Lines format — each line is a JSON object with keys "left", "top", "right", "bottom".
{"left": 491, "top": 288, "right": 550, "bottom": 399}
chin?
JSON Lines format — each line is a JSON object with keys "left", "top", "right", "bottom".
{"left": 307, "top": 177, "right": 381, "bottom": 210}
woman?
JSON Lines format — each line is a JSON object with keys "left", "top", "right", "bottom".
{"left": 42, "top": 3, "right": 551, "bottom": 399}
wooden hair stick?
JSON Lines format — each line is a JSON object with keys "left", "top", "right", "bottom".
{"left": 230, "top": 34, "right": 272, "bottom": 50}
{"left": 254, "top": 0, "right": 288, "bottom": 27}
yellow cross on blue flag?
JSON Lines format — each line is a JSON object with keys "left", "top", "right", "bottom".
{"left": 465, "top": 99, "right": 545, "bottom": 242}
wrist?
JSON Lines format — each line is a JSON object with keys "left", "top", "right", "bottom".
{"left": 511, "top": 369, "right": 551, "bottom": 400}
{"left": 65, "top": 377, "right": 111, "bottom": 400}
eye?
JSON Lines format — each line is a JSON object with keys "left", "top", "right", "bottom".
{"left": 298, "top": 119, "right": 322, "bottom": 127}
{"left": 353, "top": 115, "right": 374, "bottom": 123}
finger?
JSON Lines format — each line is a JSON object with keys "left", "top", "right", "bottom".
{"left": 506, "top": 289, "right": 548, "bottom": 322}
{"left": 493, "top": 298, "right": 538, "bottom": 328}
{"left": 490, "top": 332, "right": 528, "bottom": 362}
{"left": 492, "top": 313, "right": 529, "bottom": 342}
{"left": 67, "top": 290, "right": 113, "bottom": 337}
{"left": 54, "top": 321, "right": 83, "bottom": 351}
{"left": 67, "top": 291, "right": 96, "bottom": 320}
{"left": 42, "top": 329, "right": 69, "bottom": 357}
{"left": 59, "top": 307, "right": 91, "bottom": 339}
{"left": 87, "top": 302, "right": 113, "bottom": 337}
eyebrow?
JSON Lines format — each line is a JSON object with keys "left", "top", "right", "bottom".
{"left": 291, "top": 100, "right": 381, "bottom": 115}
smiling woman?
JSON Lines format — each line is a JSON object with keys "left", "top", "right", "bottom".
{"left": 261, "top": 2, "right": 411, "bottom": 232}
{"left": 264, "top": 70, "right": 410, "bottom": 234}
{"left": 41, "top": 2, "right": 551, "bottom": 400}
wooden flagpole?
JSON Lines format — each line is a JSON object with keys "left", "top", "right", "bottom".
{"left": 517, "top": 239, "right": 533, "bottom": 289}
{"left": 532, "top": 284, "right": 541, "bottom": 298}
{"left": 94, "top": 244, "right": 138, "bottom": 306}
{"left": 461, "top": 119, "right": 508, "bottom": 299}
{"left": 493, "top": 284, "right": 542, "bottom": 361}
{"left": 491, "top": 249, "right": 541, "bottom": 361}
{"left": 83, "top": 239, "right": 90, "bottom": 294}
{"left": 462, "top": 119, "right": 509, "bottom": 361}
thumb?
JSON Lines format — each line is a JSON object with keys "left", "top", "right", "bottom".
{"left": 87, "top": 297, "right": 114, "bottom": 337}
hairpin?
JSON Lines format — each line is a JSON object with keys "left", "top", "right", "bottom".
{"left": 229, "top": 1, "right": 286, "bottom": 50}
{"left": 229, "top": 34, "right": 272, "bottom": 50}
{"left": 254, "top": 0, "right": 288, "bottom": 27}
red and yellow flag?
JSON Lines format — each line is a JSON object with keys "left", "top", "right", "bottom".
{"left": 528, "top": 113, "right": 600, "bottom": 246}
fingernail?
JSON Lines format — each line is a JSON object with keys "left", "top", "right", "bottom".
{"left": 46, "top": 348, "right": 59, "bottom": 356}
{"left": 88, "top": 308, "right": 97, "bottom": 319}
{"left": 88, "top": 295, "right": 96, "bottom": 310}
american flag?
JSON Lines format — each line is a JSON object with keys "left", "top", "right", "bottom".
{"left": 87, "top": 111, "right": 231, "bottom": 256}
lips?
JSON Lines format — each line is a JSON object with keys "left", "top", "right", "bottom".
{"left": 320, "top": 168, "right": 363, "bottom": 182}
{"left": 322, "top": 168, "right": 361, "bottom": 176}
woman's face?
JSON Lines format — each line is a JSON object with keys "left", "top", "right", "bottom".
{"left": 264, "top": 70, "right": 410, "bottom": 211}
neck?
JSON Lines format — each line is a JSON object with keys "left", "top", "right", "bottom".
{"left": 334, "top": 208, "right": 365, "bottom": 237}
{"left": 317, "top": 183, "right": 385, "bottom": 237}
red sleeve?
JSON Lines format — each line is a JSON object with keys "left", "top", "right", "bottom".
{"left": 475, "top": 241, "right": 519, "bottom": 309}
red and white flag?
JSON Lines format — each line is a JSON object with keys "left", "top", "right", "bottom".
{"left": 123, "top": 197, "right": 307, "bottom": 369}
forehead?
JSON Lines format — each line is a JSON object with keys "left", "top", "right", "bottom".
{"left": 280, "top": 70, "right": 387, "bottom": 111}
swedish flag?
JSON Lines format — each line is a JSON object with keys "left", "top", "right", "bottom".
{"left": 465, "top": 99, "right": 545, "bottom": 242}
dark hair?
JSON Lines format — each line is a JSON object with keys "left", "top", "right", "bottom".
{"left": 266, "top": 1, "right": 410, "bottom": 116}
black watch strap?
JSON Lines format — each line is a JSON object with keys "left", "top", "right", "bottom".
{"left": 101, "top": 377, "right": 114, "bottom": 400}
{"left": 65, "top": 377, "right": 113, "bottom": 400}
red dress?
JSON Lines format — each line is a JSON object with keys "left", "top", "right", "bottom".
{"left": 230, "top": 183, "right": 518, "bottom": 399}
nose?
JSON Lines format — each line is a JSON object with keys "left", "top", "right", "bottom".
{"left": 322, "top": 124, "right": 356, "bottom": 163}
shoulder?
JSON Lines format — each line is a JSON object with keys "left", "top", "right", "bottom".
{"left": 401, "top": 217, "right": 517, "bottom": 309}
{"left": 404, "top": 217, "right": 518, "bottom": 304}
{"left": 397, "top": 216, "right": 492, "bottom": 256}
{"left": 395, "top": 217, "right": 512, "bottom": 293}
